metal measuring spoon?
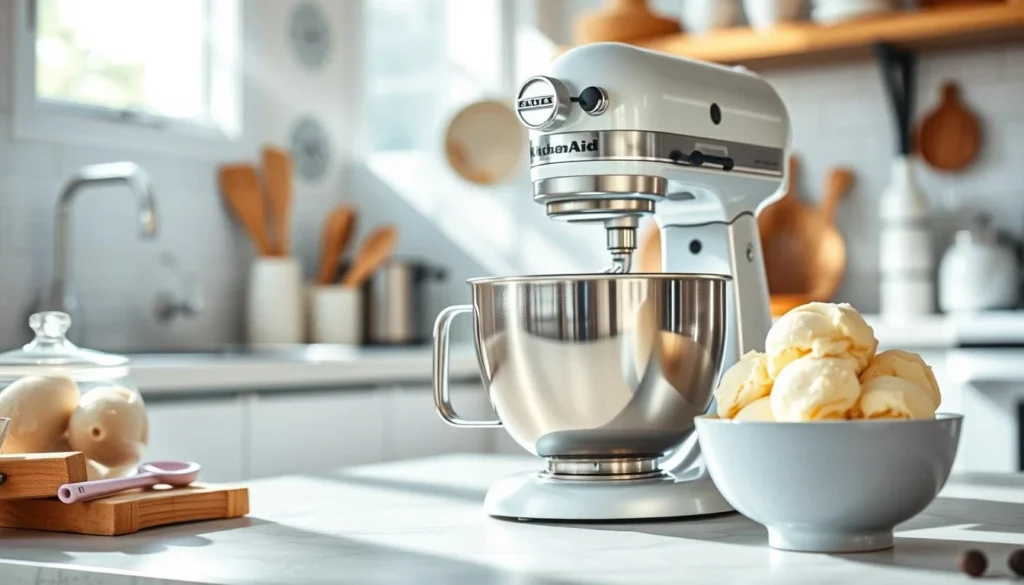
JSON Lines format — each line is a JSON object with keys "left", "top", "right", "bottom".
{"left": 58, "top": 460, "right": 201, "bottom": 504}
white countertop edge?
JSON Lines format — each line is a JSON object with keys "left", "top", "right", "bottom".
{"left": 125, "top": 312, "right": 1006, "bottom": 396}
{"left": 130, "top": 347, "right": 481, "bottom": 396}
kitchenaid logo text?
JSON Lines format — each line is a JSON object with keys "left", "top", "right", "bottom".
{"left": 530, "top": 139, "right": 599, "bottom": 160}
{"left": 517, "top": 96, "right": 554, "bottom": 110}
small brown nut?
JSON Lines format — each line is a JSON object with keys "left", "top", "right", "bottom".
{"left": 958, "top": 549, "right": 987, "bottom": 577}
{"left": 1008, "top": 548, "right": 1024, "bottom": 577}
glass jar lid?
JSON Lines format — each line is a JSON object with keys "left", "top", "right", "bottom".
{"left": 0, "top": 312, "right": 130, "bottom": 381}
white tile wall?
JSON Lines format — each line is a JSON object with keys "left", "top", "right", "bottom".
{"left": 0, "top": 0, "right": 1021, "bottom": 353}
{"left": 0, "top": 0, "right": 362, "bottom": 351}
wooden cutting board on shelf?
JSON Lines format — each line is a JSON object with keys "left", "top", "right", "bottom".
{"left": 0, "top": 484, "right": 249, "bottom": 536}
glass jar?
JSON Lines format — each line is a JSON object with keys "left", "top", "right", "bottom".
{"left": 0, "top": 312, "right": 147, "bottom": 479}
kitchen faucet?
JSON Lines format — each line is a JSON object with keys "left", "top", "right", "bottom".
{"left": 40, "top": 162, "right": 159, "bottom": 328}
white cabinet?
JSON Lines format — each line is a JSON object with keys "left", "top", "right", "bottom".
{"left": 384, "top": 383, "right": 495, "bottom": 460}
{"left": 246, "top": 389, "right": 387, "bottom": 478}
{"left": 146, "top": 397, "right": 247, "bottom": 482}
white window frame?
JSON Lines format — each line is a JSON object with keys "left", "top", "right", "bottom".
{"left": 10, "top": 0, "right": 256, "bottom": 159}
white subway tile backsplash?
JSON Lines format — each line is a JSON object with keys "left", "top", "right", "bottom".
{"left": 0, "top": 120, "right": 62, "bottom": 176}
{"left": 958, "top": 80, "right": 1024, "bottom": 119}
{"left": 0, "top": 2, "right": 1019, "bottom": 348}
{"left": 0, "top": 0, "right": 10, "bottom": 115}
{"left": 1000, "top": 42, "right": 1024, "bottom": 80}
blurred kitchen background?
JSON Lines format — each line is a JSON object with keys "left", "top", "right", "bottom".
{"left": 0, "top": 0, "right": 1022, "bottom": 478}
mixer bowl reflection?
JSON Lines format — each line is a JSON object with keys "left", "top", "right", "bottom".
{"left": 436, "top": 274, "right": 728, "bottom": 462}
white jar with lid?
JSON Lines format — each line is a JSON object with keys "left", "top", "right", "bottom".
{"left": 0, "top": 312, "right": 147, "bottom": 479}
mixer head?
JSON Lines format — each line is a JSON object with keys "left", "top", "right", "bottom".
{"left": 515, "top": 43, "right": 789, "bottom": 271}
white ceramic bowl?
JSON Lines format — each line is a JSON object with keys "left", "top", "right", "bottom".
{"left": 743, "top": 0, "right": 806, "bottom": 32}
{"left": 694, "top": 413, "right": 962, "bottom": 553}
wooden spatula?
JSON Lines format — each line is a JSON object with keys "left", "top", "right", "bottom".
{"left": 317, "top": 206, "right": 356, "bottom": 285}
{"left": 218, "top": 164, "right": 271, "bottom": 256}
{"left": 341, "top": 225, "right": 399, "bottom": 288}
{"left": 262, "top": 146, "right": 293, "bottom": 256}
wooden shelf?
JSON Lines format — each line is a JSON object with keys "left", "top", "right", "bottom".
{"left": 581, "top": 3, "right": 1024, "bottom": 68}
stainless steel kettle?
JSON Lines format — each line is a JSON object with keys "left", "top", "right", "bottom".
{"left": 362, "top": 259, "right": 446, "bottom": 345}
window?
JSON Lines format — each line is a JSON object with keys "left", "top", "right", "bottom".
{"left": 362, "top": 0, "right": 508, "bottom": 154}
{"left": 12, "top": 0, "right": 245, "bottom": 155}
{"left": 364, "top": 0, "right": 446, "bottom": 152}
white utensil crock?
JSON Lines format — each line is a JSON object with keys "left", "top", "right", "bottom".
{"left": 309, "top": 285, "right": 363, "bottom": 344}
{"left": 879, "top": 156, "right": 934, "bottom": 318}
{"left": 247, "top": 257, "right": 304, "bottom": 345}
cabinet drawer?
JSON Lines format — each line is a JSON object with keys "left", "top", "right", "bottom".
{"left": 146, "top": 396, "right": 247, "bottom": 482}
{"left": 384, "top": 383, "right": 494, "bottom": 460}
{"left": 247, "top": 390, "right": 386, "bottom": 478}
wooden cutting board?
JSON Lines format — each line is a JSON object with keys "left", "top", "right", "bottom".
{"left": 0, "top": 484, "right": 248, "bottom": 536}
{"left": 0, "top": 452, "right": 87, "bottom": 500}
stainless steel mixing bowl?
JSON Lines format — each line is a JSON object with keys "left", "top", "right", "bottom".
{"left": 434, "top": 274, "right": 727, "bottom": 462}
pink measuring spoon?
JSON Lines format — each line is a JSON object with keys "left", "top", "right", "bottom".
{"left": 58, "top": 461, "right": 202, "bottom": 504}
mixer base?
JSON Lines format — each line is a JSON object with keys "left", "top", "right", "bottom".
{"left": 483, "top": 466, "right": 733, "bottom": 521}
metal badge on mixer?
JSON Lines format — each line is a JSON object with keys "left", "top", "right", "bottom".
{"left": 515, "top": 76, "right": 570, "bottom": 130}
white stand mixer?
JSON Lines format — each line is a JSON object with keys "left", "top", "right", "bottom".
{"left": 435, "top": 43, "right": 789, "bottom": 521}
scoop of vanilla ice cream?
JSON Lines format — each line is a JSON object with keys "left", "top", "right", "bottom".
{"left": 770, "top": 356, "right": 861, "bottom": 421}
{"left": 713, "top": 351, "right": 773, "bottom": 418}
{"left": 857, "top": 375, "right": 936, "bottom": 420}
{"left": 765, "top": 302, "right": 878, "bottom": 377}
{"left": 734, "top": 396, "right": 774, "bottom": 421}
{"left": 860, "top": 349, "right": 940, "bottom": 409}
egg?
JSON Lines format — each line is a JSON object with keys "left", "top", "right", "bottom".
{"left": 67, "top": 386, "right": 148, "bottom": 467}
{"left": 47, "top": 434, "right": 72, "bottom": 452}
{"left": 0, "top": 376, "right": 80, "bottom": 453}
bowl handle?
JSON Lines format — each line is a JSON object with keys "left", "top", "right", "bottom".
{"left": 433, "top": 305, "right": 502, "bottom": 428}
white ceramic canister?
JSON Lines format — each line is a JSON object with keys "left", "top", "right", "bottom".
{"left": 247, "top": 257, "right": 304, "bottom": 345}
{"left": 878, "top": 156, "right": 934, "bottom": 317}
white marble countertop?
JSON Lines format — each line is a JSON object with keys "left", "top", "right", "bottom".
{"left": 0, "top": 455, "right": 1022, "bottom": 584}
{"left": 128, "top": 344, "right": 481, "bottom": 396}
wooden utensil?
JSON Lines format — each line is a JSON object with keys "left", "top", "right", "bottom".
{"left": 806, "top": 166, "right": 854, "bottom": 302}
{"left": 916, "top": 81, "right": 981, "bottom": 172}
{"left": 758, "top": 156, "right": 852, "bottom": 315}
{"left": 262, "top": 146, "right": 294, "bottom": 255}
{"left": 574, "top": 0, "right": 680, "bottom": 44}
{"left": 219, "top": 164, "right": 272, "bottom": 256}
{"left": 0, "top": 452, "right": 87, "bottom": 501}
{"left": 317, "top": 206, "right": 356, "bottom": 285}
{"left": 638, "top": 223, "right": 661, "bottom": 273}
{"left": 341, "top": 225, "right": 399, "bottom": 288}
{"left": 0, "top": 484, "right": 248, "bottom": 536}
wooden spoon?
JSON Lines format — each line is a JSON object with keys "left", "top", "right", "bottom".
{"left": 638, "top": 223, "right": 661, "bottom": 273}
{"left": 218, "top": 164, "right": 271, "bottom": 256}
{"left": 316, "top": 206, "right": 356, "bottom": 285}
{"left": 262, "top": 146, "right": 293, "bottom": 256}
{"left": 806, "top": 167, "right": 853, "bottom": 302}
{"left": 341, "top": 225, "right": 399, "bottom": 288}
{"left": 759, "top": 155, "right": 815, "bottom": 296}
{"left": 916, "top": 81, "right": 981, "bottom": 172}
